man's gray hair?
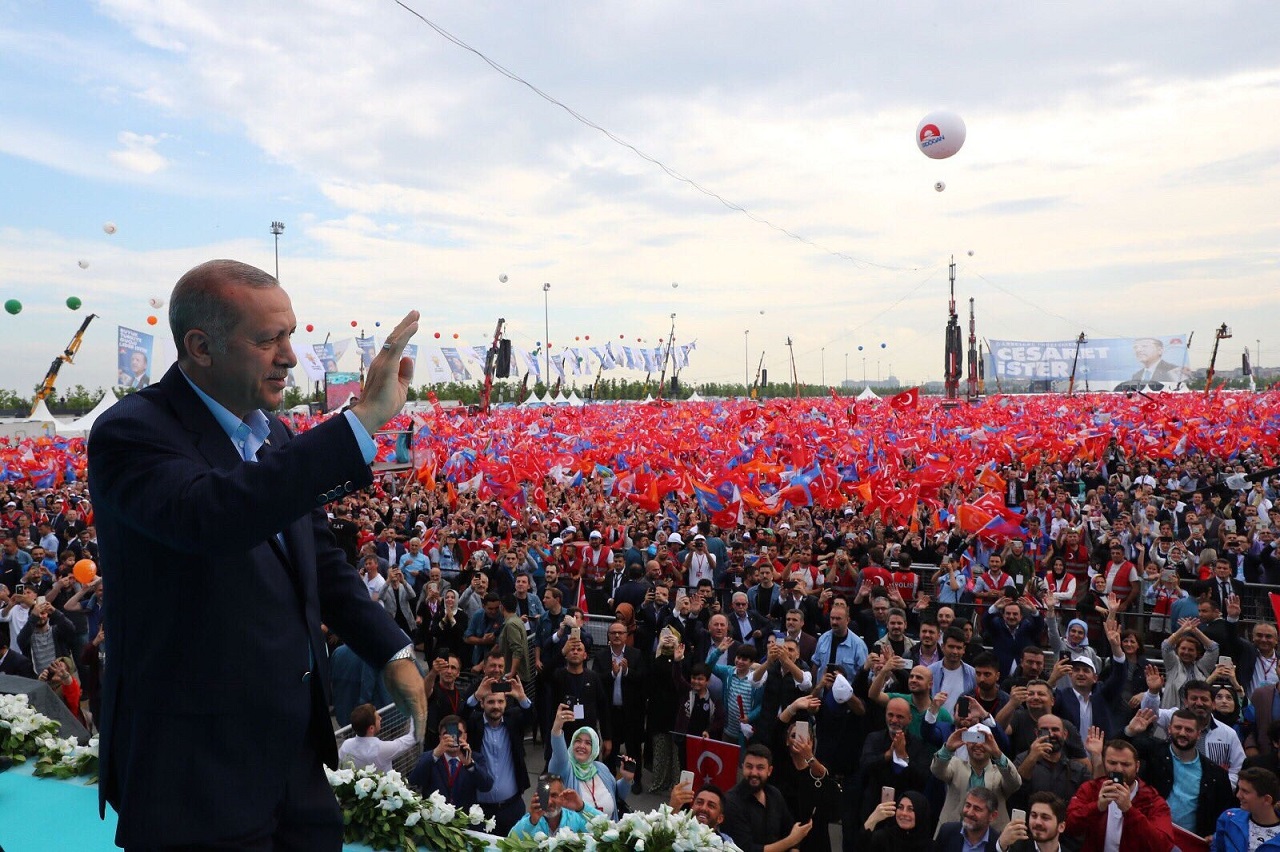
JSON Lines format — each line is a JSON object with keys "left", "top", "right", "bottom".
{"left": 169, "top": 260, "right": 278, "bottom": 357}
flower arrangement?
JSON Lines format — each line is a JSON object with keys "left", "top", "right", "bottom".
{"left": 326, "top": 764, "right": 496, "bottom": 852}
{"left": 0, "top": 693, "right": 62, "bottom": 763}
{"left": 33, "top": 733, "right": 100, "bottom": 781}
{"left": 496, "top": 804, "right": 742, "bottom": 852}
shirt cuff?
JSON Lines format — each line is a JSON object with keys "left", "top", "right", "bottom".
{"left": 344, "top": 409, "right": 377, "bottom": 464}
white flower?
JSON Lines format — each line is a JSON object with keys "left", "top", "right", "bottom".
{"left": 404, "top": 810, "right": 421, "bottom": 827}
{"left": 353, "top": 777, "right": 375, "bottom": 799}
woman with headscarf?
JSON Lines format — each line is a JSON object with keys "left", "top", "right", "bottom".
{"left": 864, "top": 791, "right": 934, "bottom": 852}
{"left": 1045, "top": 593, "right": 1102, "bottom": 672}
{"left": 426, "top": 588, "right": 466, "bottom": 661}
{"left": 548, "top": 704, "right": 632, "bottom": 819}
{"left": 612, "top": 603, "right": 637, "bottom": 646}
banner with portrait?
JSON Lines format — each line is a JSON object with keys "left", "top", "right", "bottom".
{"left": 117, "top": 326, "right": 154, "bottom": 389}
{"left": 988, "top": 334, "right": 1192, "bottom": 385}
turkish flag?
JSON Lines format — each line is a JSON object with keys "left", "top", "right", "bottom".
{"left": 682, "top": 734, "right": 739, "bottom": 792}
{"left": 889, "top": 387, "right": 920, "bottom": 411}
{"left": 1269, "top": 592, "right": 1280, "bottom": 627}
{"left": 576, "top": 578, "right": 590, "bottom": 615}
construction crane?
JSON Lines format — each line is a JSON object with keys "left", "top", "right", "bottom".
{"left": 31, "top": 314, "right": 98, "bottom": 416}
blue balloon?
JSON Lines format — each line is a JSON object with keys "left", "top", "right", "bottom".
{"left": 857, "top": 345, "right": 863, "bottom": 351}
{"left": 880, "top": 342, "right": 887, "bottom": 349}
{"left": 375, "top": 321, "right": 381, "bottom": 328}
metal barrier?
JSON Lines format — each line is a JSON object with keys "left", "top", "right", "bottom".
{"left": 334, "top": 702, "right": 422, "bottom": 777}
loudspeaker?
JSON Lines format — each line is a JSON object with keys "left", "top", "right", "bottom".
{"left": 760, "top": 368, "right": 768, "bottom": 386}
{"left": 496, "top": 339, "right": 512, "bottom": 378}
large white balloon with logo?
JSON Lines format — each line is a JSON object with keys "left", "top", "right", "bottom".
{"left": 916, "top": 110, "right": 966, "bottom": 160}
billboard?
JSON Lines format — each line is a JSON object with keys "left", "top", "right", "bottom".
{"left": 989, "top": 334, "right": 1192, "bottom": 385}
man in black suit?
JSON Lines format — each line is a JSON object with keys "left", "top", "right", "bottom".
{"left": 854, "top": 697, "right": 934, "bottom": 842}
{"left": 726, "top": 591, "right": 771, "bottom": 659}
{"left": 1193, "top": 556, "right": 1247, "bottom": 616}
{"left": 934, "top": 787, "right": 1001, "bottom": 852}
{"left": 1130, "top": 337, "right": 1185, "bottom": 384}
{"left": 87, "top": 260, "right": 426, "bottom": 850}
{"left": 1052, "top": 654, "right": 1127, "bottom": 740}
{"left": 594, "top": 621, "right": 646, "bottom": 780}
{"left": 407, "top": 713, "right": 492, "bottom": 808}
{"left": 0, "top": 631, "right": 35, "bottom": 677}
{"left": 994, "top": 792, "right": 1069, "bottom": 852}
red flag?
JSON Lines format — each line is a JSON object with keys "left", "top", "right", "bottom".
{"left": 1269, "top": 593, "right": 1280, "bottom": 627}
{"left": 889, "top": 387, "right": 920, "bottom": 411}
{"left": 682, "top": 734, "right": 740, "bottom": 791}
{"left": 576, "top": 578, "right": 589, "bottom": 615}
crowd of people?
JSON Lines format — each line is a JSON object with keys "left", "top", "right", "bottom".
{"left": 4, "top": 405, "right": 1280, "bottom": 850}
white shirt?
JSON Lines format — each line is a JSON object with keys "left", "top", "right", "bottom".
{"left": 1255, "top": 655, "right": 1280, "bottom": 689}
{"left": 364, "top": 573, "right": 387, "bottom": 600}
{"left": 1073, "top": 688, "right": 1093, "bottom": 733}
{"left": 337, "top": 722, "right": 417, "bottom": 773}
{"left": 938, "top": 666, "right": 967, "bottom": 715}
{"left": 1104, "top": 781, "right": 1138, "bottom": 852}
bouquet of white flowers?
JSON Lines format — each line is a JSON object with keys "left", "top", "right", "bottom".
{"left": 33, "top": 734, "right": 99, "bottom": 781}
{"left": 0, "top": 693, "right": 61, "bottom": 763}
{"left": 326, "top": 764, "right": 496, "bottom": 852}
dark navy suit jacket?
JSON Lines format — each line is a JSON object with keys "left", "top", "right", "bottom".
{"left": 1052, "top": 655, "right": 1127, "bottom": 740}
{"left": 89, "top": 364, "right": 409, "bottom": 846}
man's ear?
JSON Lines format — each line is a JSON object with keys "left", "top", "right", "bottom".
{"left": 183, "top": 329, "right": 214, "bottom": 366}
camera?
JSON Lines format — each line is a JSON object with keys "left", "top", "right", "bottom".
{"left": 1109, "top": 771, "right": 1125, "bottom": 785}
{"left": 491, "top": 679, "right": 511, "bottom": 694}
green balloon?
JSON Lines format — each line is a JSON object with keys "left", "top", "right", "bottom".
{"left": 4, "top": 299, "right": 20, "bottom": 315}
{"left": 66, "top": 296, "right": 82, "bottom": 310}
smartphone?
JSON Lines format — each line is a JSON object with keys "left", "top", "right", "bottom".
{"left": 442, "top": 721, "right": 460, "bottom": 740}
{"left": 492, "top": 680, "right": 511, "bottom": 694}
{"left": 1221, "top": 656, "right": 1233, "bottom": 669}
{"left": 570, "top": 627, "right": 581, "bottom": 641}
{"left": 537, "top": 775, "right": 553, "bottom": 811}
{"left": 793, "top": 720, "right": 810, "bottom": 742}
{"left": 1223, "top": 519, "right": 1237, "bottom": 533}
{"left": 880, "top": 786, "right": 896, "bottom": 805}
{"left": 620, "top": 755, "right": 637, "bottom": 772}
{"left": 1059, "top": 650, "right": 1072, "bottom": 662}
{"left": 1010, "top": 808, "right": 1027, "bottom": 825}
{"left": 962, "top": 728, "right": 985, "bottom": 745}
{"left": 679, "top": 770, "right": 696, "bottom": 788}
{"left": 954, "top": 696, "right": 972, "bottom": 719}
{"left": 826, "top": 664, "right": 841, "bottom": 678}
{"left": 1109, "top": 771, "right": 1125, "bottom": 785}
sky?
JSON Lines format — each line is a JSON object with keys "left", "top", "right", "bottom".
{"left": 0, "top": 1, "right": 1277, "bottom": 396}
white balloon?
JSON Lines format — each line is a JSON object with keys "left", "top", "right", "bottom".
{"left": 967, "top": 250, "right": 975, "bottom": 257}
{"left": 916, "top": 110, "right": 966, "bottom": 160}
{"left": 103, "top": 222, "right": 117, "bottom": 235}
{"left": 498, "top": 273, "right": 508, "bottom": 283}
{"left": 934, "top": 181, "right": 946, "bottom": 192}
{"left": 672, "top": 282, "right": 679, "bottom": 289}
{"left": 77, "top": 260, "right": 89, "bottom": 269}
{"left": 148, "top": 297, "right": 165, "bottom": 309}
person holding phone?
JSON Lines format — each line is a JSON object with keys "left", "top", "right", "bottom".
{"left": 549, "top": 704, "right": 632, "bottom": 819}
{"left": 863, "top": 791, "right": 933, "bottom": 852}
{"left": 931, "top": 722, "right": 1022, "bottom": 831}
{"left": 507, "top": 774, "right": 598, "bottom": 841}
{"left": 407, "top": 713, "right": 491, "bottom": 808}
{"left": 1064, "top": 739, "right": 1173, "bottom": 850}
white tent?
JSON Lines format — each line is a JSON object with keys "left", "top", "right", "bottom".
{"left": 687, "top": 391, "right": 704, "bottom": 402}
{"left": 62, "top": 393, "right": 118, "bottom": 437}
{"left": 641, "top": 393, "right": 654, "bottom": 404}
{"left": 565, "top": 391, "right": 584, "bottom": 407}
{"left": 856, "top": 386, "right": 880, "bottom": 401}
{"left": 29, "top": 398, "right": 60, "bottom": 424}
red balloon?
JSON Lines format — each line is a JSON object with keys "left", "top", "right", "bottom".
{"left": 619, "top": 334, "right": 624, "bottom": 339}
{"left": 585, "top": 335, "right": 590, "bottom": 341}
{"left": 350, "top": 320, "right": 357, "bottom": 328}
{"left": 452, "top": 333, "right": 459, "bottom": 339}
{"left": 434, "top": 332, "right": 441, "bottom": 338}
{"left": 305, "top": 324, "right": 314, "bottom": 332}
{"left": 146, "top": 315, "right": 158, "bottom": 325}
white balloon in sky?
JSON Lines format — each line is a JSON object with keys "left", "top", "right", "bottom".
{"left": 916, "top": 110, "right": 966, "bottom": 160}
{"left": 934, "top": 181, "right": 946, "bottom": 192}
{"left": 672, "top": 282, "right": 679, "bottom": 289}
{"left": 103, "top": 222, "right": 117, "bottom": 235}
{"left": 77, "top": 260, "right": 89, "bottom": 269}
{"left": 968, "top": 250, "right": 975, "bottom": 256}
{"left": 499, "top": 273, "right": 508, "bottom": 283}
{"left": 148, "top": 297, "right": 165, "bottom": 309}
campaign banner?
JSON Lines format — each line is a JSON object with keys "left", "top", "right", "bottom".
{"left": 117, "top": 327, "right": 154, "bottom": 389}
{"left": 293, "top": 344, "right": 325, "bottom": 381}
{"left": 324, "top": 371, "right": 360, "bottom": 413}
{"left": 312, "top": 343, "right": 339, "bottom": 375}
{"left": 355, "top": 335, "right": 376, "bottom": 370}
{"left": 989, "top": 334, "right": 1191, "bottom": 383}
{"left": 439, "top": 347, "right": 471, "bottom": 381}
{"left": 422, "top": 348, "right": 451, "bottom": 384}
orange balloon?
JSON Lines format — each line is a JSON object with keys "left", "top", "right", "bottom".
{"left": 73, "top": 559, "right": 97, "bottom": 584}
{"left": 452, "top": 333, "right": 459, "bottom": 339}
{"left": 146, "top": 315, "right": 158, "bottom": 325}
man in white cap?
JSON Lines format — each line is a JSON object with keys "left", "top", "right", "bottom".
{"left": 683, "top": 533, "right": 717, "bottom": 587}
{"left": 578, "top": 530, "right": 612, "bottom": 612}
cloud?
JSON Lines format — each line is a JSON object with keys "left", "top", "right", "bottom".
{"left": 108, "top": 131, "right": 170, "bottom": 174}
